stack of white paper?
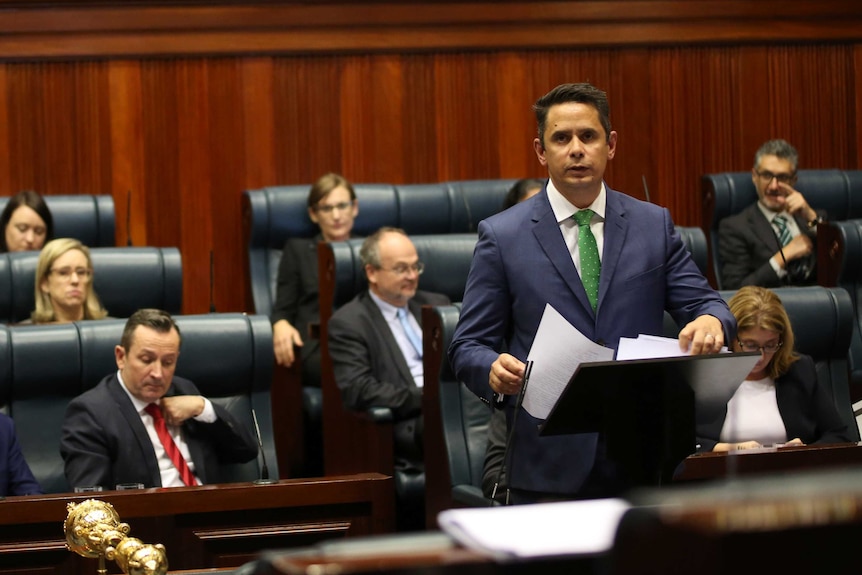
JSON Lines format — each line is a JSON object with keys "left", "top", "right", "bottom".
{"left": 437, "top": 498, "right": 631, "bottom": 559}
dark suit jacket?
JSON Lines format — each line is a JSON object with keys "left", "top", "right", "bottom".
{"left": 0, "top": 413, "right": 42, "bottom": 496}
{"left": 60, "top": 373, "right": 258, "bottom": 489}
{"left": 328, "top": 289, "right": 450, "bottom": 464}
{"left": 449, "top": 185, "right": 736, "bottom": 496}
{"left": 272, "top": 236, "right": 324, "bottom": 386}
{"left": 718, "top": 203, "right": 819, "bottom": 289}
{"left": 696, "top": 354, "right": 854, "bottom": 451}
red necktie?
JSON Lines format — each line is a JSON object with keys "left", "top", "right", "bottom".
{"left": 144, "top": 403, "right": 197, "bottom": 487}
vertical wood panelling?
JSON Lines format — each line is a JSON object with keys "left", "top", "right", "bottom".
{"left": 0, "top": 44, "right": 859, "bottom": 313}
{"left": 274, "top": 57, "right": 343, "bottom": 184}
{"left": 856, "top": 46, "right": 862, "bottom": 167}
{"left": 175, "top": 60, "right": 214, "bottom": 314}
{"left": 494, "top": 52, "right": 539, "bottom": 180}
{"left": 240, "top": 58, "right": 277, "bottom": 189}
{"left": 0, "top": 66, "right": 10, "bottom": 197}
{"left": 109, "top": 60, "right": 146, "bottom": 247}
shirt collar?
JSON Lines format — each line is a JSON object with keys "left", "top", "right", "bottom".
{"left": 546, "top": 179, "right": 607, "bottom": 224}
{"left": 368, "top": 289, "right": 406, "bottom": 320}
{"left": 757, "top": 202, "right": 785, "bottom": 223}
{"left": 117, "top": 369, "right": 155, "bottom": 414}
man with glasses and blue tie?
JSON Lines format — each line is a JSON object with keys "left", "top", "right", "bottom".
{"left": 327, "top": 227, "right": 449, "bottom": 525}
{"left": 718, "top": 139, "right": 824, "bottom": 289}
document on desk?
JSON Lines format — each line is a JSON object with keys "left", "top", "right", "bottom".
{"left": 438, "top": 498, "right": 631, "bottom": 559}
{"left": 523, "top": 304, "right": 614, "bottom": 419}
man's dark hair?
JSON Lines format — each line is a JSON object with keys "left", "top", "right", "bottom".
{"left": 121, "top": 308, "right": 182, "bottom": 352}
{"left": 0, "top": 190, "right": 54, "bottom": 252}
{"left": 533, "top": 83, "right": 612, "bottom": 147}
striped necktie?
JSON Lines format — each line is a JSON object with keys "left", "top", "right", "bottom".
{"left": 773, "top": 214, "right": 792, "bottom": 247}
{"left": 573, "top": 209, "right": 600, "bottom": 312}
{"left": 145, "top": 403, "right": 197, "bottom": 486}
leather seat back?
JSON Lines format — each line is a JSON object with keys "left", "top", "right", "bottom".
{"left": 0, "top": 194, "right": 116, "bottom": 248}
{"left": 2, "top": 247, "right": 182, "bottom": 324}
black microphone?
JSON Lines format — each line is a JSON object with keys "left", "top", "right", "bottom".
{"left": 251, "top": 408, "right": 277, "bottom": 485}
{"left": 209, "top": 251, "right": 216, "bottom": 313}
{"left": 491, "top": 360, "right": 533, "bottom": 505}
{"left": 126, "top": 190, "right": 133, "bottom": 246}
{"left": 770, "top": 221, "right": 811, "bottom": 284}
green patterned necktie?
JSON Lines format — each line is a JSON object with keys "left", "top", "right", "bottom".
{"left": 773, "top": 214, "right": 792, "bottom": 247}
{"left": 573, "top": 209, "right": 600, "bottom": 312}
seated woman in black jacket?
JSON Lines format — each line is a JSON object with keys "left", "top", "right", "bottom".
{"left": 698, "top": 285, "right": 854, "bottom": 451}
{"left": 271, "top": 173, "right": 358, "bottom": 387}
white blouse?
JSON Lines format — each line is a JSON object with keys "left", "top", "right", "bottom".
{"left": 719, "top": 376, "right": 787, "bottom": 446}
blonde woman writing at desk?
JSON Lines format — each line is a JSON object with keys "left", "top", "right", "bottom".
{"left": 697, "top": 285, "right": 853, "bottom": 452}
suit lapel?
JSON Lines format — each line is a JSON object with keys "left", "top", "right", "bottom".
{"left": 748, "top": 204, "right": 782, "bottom": 251}
{"left": 531, "top": 198, "right": 594, "bottom": 315}
{"left": 598, "top": 190, "right": 628, "bottom": 315}
{"left": 108, "top": 376, "right": 163, "bottom": 487}
{"left": 360, "top": 293, "right": 415, "bottom": 386}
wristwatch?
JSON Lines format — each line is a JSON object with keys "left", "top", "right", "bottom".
{"left": 807, "top": 215, "right": 824, "bottom": 229}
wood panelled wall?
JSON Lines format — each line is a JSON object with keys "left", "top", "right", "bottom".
{"left": 0, "top": 1, "right": 861, "bottom": 313}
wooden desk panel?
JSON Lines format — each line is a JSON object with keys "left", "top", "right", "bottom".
{"left": 675, "top": 442, "right": 862, "bottom": 482}
{"left": 0, "top": 473, "right": 394, "bottom": 575}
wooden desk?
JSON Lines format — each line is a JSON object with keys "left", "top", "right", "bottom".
{"left": 675, "top": 442, "right": 862, "bottom": 482}
{"left": 0, "top": 473, "right": 394, "bottom": 575}
{"left": 259, "top": 533, "right": 599, "bottom": 575}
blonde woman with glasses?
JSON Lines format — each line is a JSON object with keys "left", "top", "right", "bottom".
{"left": 697, "top": 285, "right": 852, "bottom": 451}
{"left": 25, "top": 238, "right": 108, "bottom": 324}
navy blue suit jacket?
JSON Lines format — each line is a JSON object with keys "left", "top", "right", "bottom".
{"left": 449, "top": 185, "right": 736, "bottom": 495}
{"left": 0, "top": 413, "right": 42, "bottom": 496}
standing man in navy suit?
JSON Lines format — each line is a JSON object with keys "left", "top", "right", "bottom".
{"left": 449, "top": 83, "right": 736, "bottom": 503}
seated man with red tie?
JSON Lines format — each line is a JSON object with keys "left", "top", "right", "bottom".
{"left": 60, "top": 309, "right": 258, "bottom": 490}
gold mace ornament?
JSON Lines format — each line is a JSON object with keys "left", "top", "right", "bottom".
{"left": 64, "top": 499, "right": 169, "bottom": 575}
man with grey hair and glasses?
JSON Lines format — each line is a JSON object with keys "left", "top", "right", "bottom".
{"left": 718, "top": 139, "right": 824, "bottom": 289}
{"left": 327, "top": 227, "right": 449, "bottom": 529}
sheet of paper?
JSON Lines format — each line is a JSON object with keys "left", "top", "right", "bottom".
{"left": 523, "top": 303, "right": 614, "bottom": 419}
{"left": 616, "top": 334, "right": 688, "bottom": 360}
{"left": 438, "top": 498, "right": 631, "bottom": 559}
{"left": 617, "top": 334, "right": 729, "bottom": 360}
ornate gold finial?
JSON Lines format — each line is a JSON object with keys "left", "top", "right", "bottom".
{"left": 64, "top": 499, "right": 168, "bottom": 575}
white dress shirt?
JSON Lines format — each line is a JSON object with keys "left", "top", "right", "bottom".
{"left": 118, "top": 370, "right": 215, "bottom": 487}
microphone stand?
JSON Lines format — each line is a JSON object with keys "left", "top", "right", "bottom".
{"left": 491, "top": 360, "right": 533, "bottom": 505}
{"left": 251, "top": 409, "right": 277, "bottom": 485}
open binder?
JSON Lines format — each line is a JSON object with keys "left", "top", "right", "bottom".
{"left": 539, "top": 352, "right": 759, "bottom": 487}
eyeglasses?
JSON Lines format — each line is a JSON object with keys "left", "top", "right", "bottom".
{"left": 756, "top": 170, "right": 796, "bottom": 185}
{"left": 737, "top": 339, "right": 782, "bottom": 354}
{"left": 378, "top": 262, "right": 425, "bottom": 276}
{"left": 50, "top": 267, "right": 92, "bottom": 281}
{"left": 314, "top": 201, "right": 354, "bottom": 215}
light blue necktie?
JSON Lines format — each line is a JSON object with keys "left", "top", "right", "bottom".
{"left": 397, "top": 307, "right": 423, "bottom": 358}
{"left": 573, "top": 209, "right": 601, "bottom": 312}
{"left": 773, "top": 214, "right": 792, "bottom": 247}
